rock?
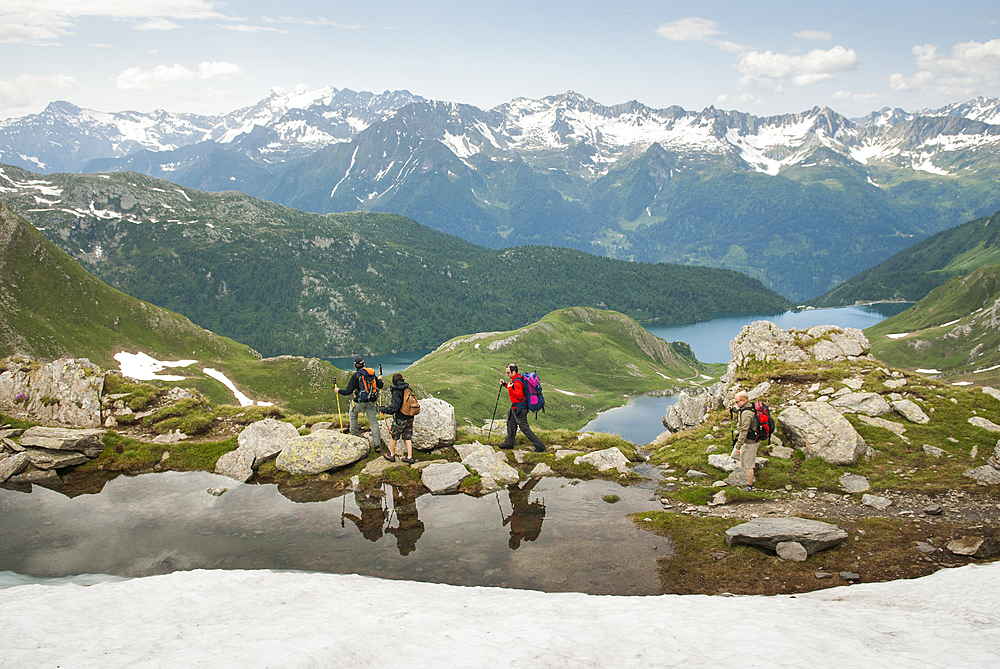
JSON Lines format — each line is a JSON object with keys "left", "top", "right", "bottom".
{"left": 725, "top": 470, "right": 750, "bottom": 487}
{"left": 8, "top": 468, "right": 61, "bottom": 485}
{"left": 924, "top": 505, "right": 943, "bottom": 516}
{"left": 709, "top": 453, "right": 767, "bottom": 472}
{"left": 923, "top": 444, "right": 946, "bottom": 459}
{"left": 207, "top": 487, "right": 228, "bottom": 497}
{"left": 725, "top": 517, "right": 848, "bottom": 554}
{"left": 708, "top": 490, "right": 727, "bottom": 506}
{"left": 839, "top": 474, "right": 870, "bottom": 493}
{"left": 841, "top": 377, "right": 864, "bottom": 390}
{"left": 23, "top": 447, "right": 89, "bottom": 470}
{"left": 891, "top": 399, "right": 930, "bottom": 424}
{"left": 883, "top": 378, "right": 906, "bottom": 389}
{"left": 478, "top": 475, "right": 501, "bottom": 493}
{"left": 916, "top": 542, "right": 937, "bottom": 554}
{"left": 309, "top": 422, "right": 333, "bottom": 432}
{"left": 420, "top": 462, "right": 470, "bottom": 494}
{"left": 982, "top": 387, "right": 1000, "bottom": 402}
{"left": 238, "top": 418, "right": 300, "bottom": 468}
{"left": 857, "top": 415, "right": 908, "bottom": 440}
{"left": 705, "top": 445, "right": 718, "bottom": 453}
{"left": 411, "top": 398, "right": 457, "bottom": 450}
{"left": 687, "top": 469, "right": 708, "bottom": 478}
{"left": 529, "top": 462, "right": 555, "bottom": 478}
{"left": 214, "top": 447, "right": 256, "bottom": 482}
{"left": 17, "top": 427, "right": 106, "bottom": 455}
{"left": 770, "top": 446, "right": 794, "bottom": 459}
{"left": 776, "top": 541, "right": 808, "bottom": 562}
{"left": 0, "top": 358, "right": 104, "bottom": 427}
{"left": 0, "top": 451, "right": 29, "bottom": 482}
{"left": 839, "top": 571, "right": 861, "bottom": 583}
{"left": 152, "top": 430, "right": 188, "bottom": 445}
{"left": 661, "top": 387, "right": 711, "bottom": 432}
{"left": 968, "top": 416, "right": 1000, "bottom": 433}
{"left": 947, "top": 536, "right": 1000, "bottom": 558}
{"left": 0, "top": 428, "right": 24, "bottom": 440}
{"left": 777, "top": 402, "right": 869, "bottom": 465}
{"left": 361, "top": 456, "right": 406, "bottom": 476}
{"left": 574, "top": 447, "right": 631, "bottom": 473}
{"left": 815, "top": 572, "right": 833, "bottom": 579}
{"left": 862, "top": 494, "right": 892, "bottom": 510}
{"left": 989, "top": 441, "right": 1000, "bottom": 470}
{"left": 554, "top": 449, "right": 583, "bottom": 459}
{"left": 963, "top": 465, "right": 1000, "bottom": 485}
{"left": 275, "top": 430, "right": 370, "bottom": 475}
{"left": 460, "top": 442, "right": 520, "bottom": 485}
{"left": 829, "top": 392, "right": 891, "bottom": 416}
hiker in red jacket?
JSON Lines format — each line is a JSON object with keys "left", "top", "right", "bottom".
{"left": 499, "top": 363, "right": 545, "bottom": 452}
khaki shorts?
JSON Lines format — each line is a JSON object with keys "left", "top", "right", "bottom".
{"left": 739, "top": 441, "right": 759, "bottom": 469}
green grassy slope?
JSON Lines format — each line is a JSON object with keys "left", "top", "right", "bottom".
{"left": 404, "top": 306, "right": 723, "bottom": 431}
{"left": 0, "top": 202, "right": 349, "bottom": 413}
{"left": 814, "top": 209, "right": 1000, "bottom": 307}
{"left": 865, "top": 263, "right": 1000, "bottom": 385}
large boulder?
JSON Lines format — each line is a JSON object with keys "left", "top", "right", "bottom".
{"left": 0, "top": 358, "right": 104, "bottom": 427}
{"left": 238, "top": 418, "right": 300, "bottom": 468}
{"left": 574, "top": 447, "right": 631, "bottom": 473}
{"left": 275, "top": 430, "right": 369, "bottom": 475}
{"left": 829, "top": 393, "right": 891, "bottom": 417}
{"left": 421, "top": 462, "right": 470, "bottom": 494}
{"left": 215, "top": 447, "right": 256, "bottom": 483}
{"left": 459, "top": 442, "right": 520, "bottom": 485}
{"left": 412, "top": 398, "right": 457, "bottom": 451}
{"left": 661, "top": 387, "right": 711, "bottom": 432}
{"left": 777, "top": 401, "right": 868, "bottom": 465}
{"left": 724, "top": 517, "right": 848, "bottom": 555}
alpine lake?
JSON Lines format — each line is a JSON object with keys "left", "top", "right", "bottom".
{"left": 0, "top": 304, "right": 908, "bottom": 594}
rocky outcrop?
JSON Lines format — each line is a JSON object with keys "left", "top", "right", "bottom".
{"left": 412, "top": 398, "right": 457, "bottom": 451}
{"left": 722, "top": 321, "right": 871, "bottom": 385}
{"left": 829, "top": 393, "right": 891, "bottom": 417}
{"left": 0, "top": 426, "right": 107, "bottom": 482}
{"left": 777, "top": 401, "right": 868, "bottom": 465}
{"left": 0, "top": 357, "right": 104, "bottom": 427}
{"left": 661, "top": 387, "right": 711, "bottom": 433}
{"left": 275, "top": 430, "right": 369, "bottom": 475}
{"left": 964, "top": 442, "right": 1000, "bottom": 485}
{"left": 216, "top": 418, "right": 300, "bottom": 482}
{"left": 455, "top": 442, "right": 520, "bottom": 485}
{"left": 724, "top": 517, "right": 847, "bottom": 555}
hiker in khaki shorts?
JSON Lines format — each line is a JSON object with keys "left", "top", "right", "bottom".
{"left": 731, "top": 390, "right": 759, "bottom": 492}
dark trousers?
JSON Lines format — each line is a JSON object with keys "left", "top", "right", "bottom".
{"left": 502, "top": 405, "right": 544, "bottom": 450}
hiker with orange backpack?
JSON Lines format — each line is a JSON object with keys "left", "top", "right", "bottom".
{"left": 335, "top": 356, "right": 385, "bottom": 452}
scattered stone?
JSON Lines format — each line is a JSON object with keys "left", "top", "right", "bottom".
{"left": 842, "top": 377, "right": 864, "bottom": 390}
{"left": 554, "top": 449, "right": 583, "bottom": 459}
{"left": 713, "top": 480, "right": 728, "bottom": 487}
{"left": 18, "top": 426, "right": 106, "bottom": 455}
{"left": 574, "top": 447, "right": 631, "bottom": 473}
{"left": 724, "top": 517, "right": 847, "bottom": 555}
{"left": 839, "top": 474, "right": 870, "bottom": 493}
{"left": 971, "top": 445, "right": 979, "bottom": 460}
{"left": 860, "top": 494, "right": 892, "bottom": 510}
{"left": 923, "top": 444, "right": 946, "bottom": 458}
{"left": 839, "top": 571, "right": 861, "bottom": 583}
{"left": 23, "top": 447, "right": 89, "bottom": 470}
{"left": 215, "top": 447, "right": 255, "bottom": 482}
{"left": 411, "top": 398, "right": 458, "bottom": 450}
{"left": 460, "top": 442, "right": 520, "bottom": 485}
{"left": 529, "top": 462, "right": 555, "bottom": 478}
{"left": 708, "top": 490, "right": 727, "bottom": 507}
{"left": 916, "top": 542, "right": 937, "bottom": 554}
{"left": 946, "top": 536, "right": 1000, "bottom": 558}
{"left": 968, "top": 416, "right": 1000, "bottom": 433}
{"left": 0, "top": 428, "right": 24, "bottom": 440}
{"left": 963, "top": 465, "right": 1000, "bottom": 486}
{"left": 924, "top": 505, "right": 943, "bottom": 516}
{"left": 769, "top": 446, "right": 794, "bottom": 459}
{"left": 892, "top": 399, "right": 930, "bottom": 424}
{"left": 206, "top": 487, "right": 228, "bottom": 497}
{"left": 420, "top": 462, "right": 470, "bottom": 494}
{"left": 152, "top": 429, "right": 188, "bottom": 445}
{"left": 309, "top": 422, "right": 333, "bottom": 432}
{"left": 776, "top": 541, "right": 808, "bottom": 562}
{"left": 361, "top": 456, "right": 405, "bottom": 476}
{"left": 687, "top": 469, "right": 708, "bottom": 478}
{"left": 238, "top": 418, "right": 301, "bottom": 468}
{"left": 814, "top": 572, "right": 833, "bottom": 579}
{"left": 883, "top": 379, "right": 906, "bottom": 389}
{"left": 705, "top": 445, "right": 718, "bottom": 454}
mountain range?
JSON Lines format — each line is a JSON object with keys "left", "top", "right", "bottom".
{"left": 4, "top": 88, "right": 1000, "bottom": 300}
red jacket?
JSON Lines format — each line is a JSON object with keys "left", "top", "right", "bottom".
{"left": 506, "top": 374, "right": 528, "bottom": 409}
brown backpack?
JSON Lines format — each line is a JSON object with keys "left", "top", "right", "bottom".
{"left": 401, "top": 387, "right": 421, "bottom": 416}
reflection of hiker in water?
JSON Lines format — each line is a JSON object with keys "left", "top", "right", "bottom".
{"left": 341, "top": 490, "right": 387, "bottom": 542}
{"left": 386, "top": 487, "right": 424, "bottom": 556}
{"left": 503, "top": 478, "right": 545, "bottom": 549}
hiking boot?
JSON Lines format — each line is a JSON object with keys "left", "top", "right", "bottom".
{"left": 498, "top": 443, "right": 514, "bottom": 450}
{"left": 742, "top": 485, "right": 755, "bottom": 492}
{"left": 401, "top": 456, "right": 416, "bottom": 464}
{"left": 381, "top": 448, "right": 395, "bottom": 462}
{"left": 533, "top": 445, "right": 546, "bottom": 452}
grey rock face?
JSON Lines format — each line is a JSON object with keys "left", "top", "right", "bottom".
{"left": 18, "top": 426, "right": 106, "bottom": 454}
{"left": 275, "top": 430, "right": 370, "bottom": 475}
{"left": 724, "top": 517, "right": 847, "bottom": 555}
{"left": 215, "top": 447, "right": 255, "bottom": 482}
{"left": 574, "top": 447, "right": 631, "bottom": 473}
{"left": 420, "top": 462, "right": 470, "bottom": 494}
{"left": 856, "top": 415, "right": 908, "bottom": 439}
{"left": 411, "top": 398, "right": 457, "bottom": 450}
{"left": 238, "top": 418, "right": 300, "bottom": 468}
{"left": 892, "top": 399, "right": 930, "bottom": 424}
{"left": 829, "top": 392, "right": 891, "bottom": 416}
{"left": 662, "top": 387, "right": 711, "bottom": 432}
{"left": 963, "top": 465, "right": 1000, "bottom": 485}
{"left": 777, "top": 402, "right": 868, "bottom": 465}
{"left": 0, "top": 358, "right": 104, "bottom": 427}
{"left": 24, "top": 447, "right": 89, "bottom": 470}
{"left": 0, "top": 451, "right": 29, "bottom": 482}
{"left": 988, "top": 440, "right": 1000, "bottom": 470}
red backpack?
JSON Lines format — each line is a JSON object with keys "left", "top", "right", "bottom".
{"left": 744, "top": 401, "right": 773, "bottom": 442}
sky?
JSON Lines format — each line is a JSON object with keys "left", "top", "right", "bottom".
{"left": 1, "top": 0, "right": 999, "bottom": 121}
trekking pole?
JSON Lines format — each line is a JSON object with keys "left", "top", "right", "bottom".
{"left": 487, "top": 381, "right": 504, "bottom": 441}
{"left": 336, "top": 390, "right": 344, "bottom": 432}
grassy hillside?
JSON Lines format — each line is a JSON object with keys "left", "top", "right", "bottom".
{"left": 865, "top": 263, "right": 1000, "bottom": 385}
{"left": 404, "top": 307, "right": 723, "bottom": 431}
{"left": 0, "top": 202, "right": 349, "bottom": 413}
{"left": 0, "top": 164, "right": 792, "bottom": 358}
{"left": 814, "top": 209, "right": 1000, "bottom": 307}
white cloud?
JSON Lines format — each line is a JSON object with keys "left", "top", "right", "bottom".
{"left": 262, "top": 16, "right": 364, "bottom": 29}
{"left": 114, "top": 61, "right": 241, "bottom": 91}
{"left": 655, "top": 16, "right": 744, "bottom": 53}
{"left": 135, "top": 18, "right": 183, "bottom": 31}
{"left": 890, "top": 39, "right": 1000, "bottom": 96}
{"left": 0, "top": 0, "right": 226, "bottom": 43}
{"left": 737, "top": 46, "right": 859, "bottom": 90}
{"left": 795, "top": 30, "right": 832, "bottom": 42}
{"left": 0, "top": 74, "right": 79, "bottom": 117}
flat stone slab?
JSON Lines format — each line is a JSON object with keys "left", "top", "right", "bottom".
{"left": 891, "top": 399, "right": 929, "bottom": 424}
{"left": 839, "top": 474, "right": 870, "bottom": 493}
{"left": 461, "top": 443, "right": 520, "bottom": 485}
{"left": 575, "top": 447, "right": 630, "bottom": 473}
{"left": 18, "top": 427, "right": 106, "bottom": 454}
{"left": 421, "top": 462, "right": 470, "bottom": 494}
{"left": 724, "top": 517, "right": 847, "bottom": 555}
{"left": 968, "top": 416, "right": 1000, "bottom": 433}
{"left": 862, "top": 494, "right": 892, "bottom": 510}
{"left": 24, "top": 447, "right": 89, "bottom": 470}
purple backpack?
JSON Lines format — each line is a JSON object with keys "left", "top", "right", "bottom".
{"left": 522, "top": 372, "right": 545, "bottom": 415}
